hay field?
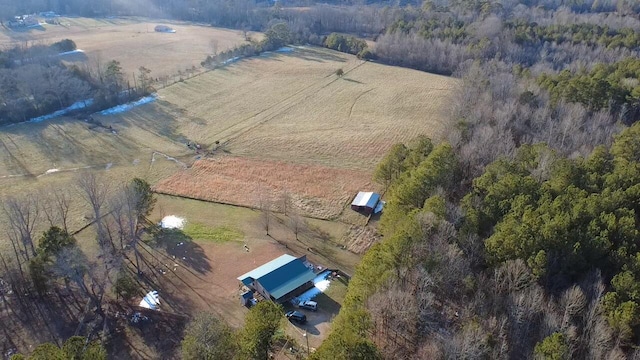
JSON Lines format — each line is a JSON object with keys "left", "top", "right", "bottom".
{"left": 0, "top": 116, "right": 186, "bottom": 178}
{"left": 0, "top": 46, "right": 457, "bottom": 239}
{"left": 0, "top": 17, "right": 256, "bottom": 78}
{"left": 154, "top": 156, "right": 378, "bottom": 219}
{"left": 122, "top": 46, "right": 459, "bottom": 170}
{"left": 110, "top": 46, "right": 458, "bottom": 216}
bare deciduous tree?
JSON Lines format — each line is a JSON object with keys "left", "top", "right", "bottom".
{"left": 109, "top": 183, "right": 145, "bottom": 273}
{"left": 288, "top": 212, "right": 306, "bottom": 241}
{"left": 281, "top": 188, "right": 291, "bottom": 216}
{"left": 210, "top": 39, "right": 219, "bottom": 56}
{"left": 368, "top": 276, "right": 420, "bottom": 359}
{"left": 77, "top": 173, "right": 110, "bottom": 250}
{"left": 42, "top": 189, "right": 72, "bottom": 233}
{"left": 258, "top": 192, "right": 273, "bottom": 236}
{"left": 3, "top": 195, "right": 40, "bottom": 261}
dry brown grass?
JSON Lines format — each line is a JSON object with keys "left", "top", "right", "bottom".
{"left": 0, "top": 112, "right": 191, "bottom": 241}
{"left": 0, "top": 46, "right": 456, "bottom": 246}
{"left": 0, "top": 46, "right": 457, "bottom": 242}
{"left": 0, "top": 17, "right": 257, "bottom": 78}
{"left": 135, "top": 46, "right": 459, "bottom": 170}
{"left": 154, "top": 156, "right": 378, "bottom": 219}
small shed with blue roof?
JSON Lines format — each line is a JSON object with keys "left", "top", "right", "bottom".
{"left": 237, "top": 254, "right": 316, "bottom": 303}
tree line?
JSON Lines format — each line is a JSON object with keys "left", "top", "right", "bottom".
{"left": 2, "top": 0, "right": 640, "bottom": 357}
{"left": 181, "top": 302, "right": 286, "bottom": 360}
{"left": 177, "top": 1, "right": 640, "bottom": 358}
{"left": 507, "top": 21, "right": 640, "bottom": 50}
{"left": 10, "top": 336, "right": 106, "bottom": 359}
{"left": 191, "top": 0, "right": 640, "bottom": 136}
{"left": 0, "top": 40, "right": 154, "bottom": 125}
{"left": 538, "top": 58, "right": 640, "bottom": 122}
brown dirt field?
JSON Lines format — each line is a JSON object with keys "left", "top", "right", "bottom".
{"left": 144, "top": 232, "right": 287, "bottom": 328}
{"left": 153, "top": 156, "right": 379, "bottom": 220}
{"left": 0, "top": 17, "right": 257, "bottom": 79}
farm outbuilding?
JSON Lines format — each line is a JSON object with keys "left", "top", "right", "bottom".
{"left": 237, "top": 254, "right": 316, "bottom": 303}
{"left": 351, "top": 191, "right": 381, "bottom": 215}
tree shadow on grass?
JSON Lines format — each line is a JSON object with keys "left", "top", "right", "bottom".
{"left": 315, "top": 292, "right": 341, "bottom": 315}
{"left": 286, "top": 47, "right": 348, "bottom": 64}
{"left": 104, "top": 303, "right": 186, "bottom": 360}
{"left": 6, "top": 25, "right": 46, "bottom": 37}
{"left": 151, "top": 229, "right": 211, "bottom": 274}
{"left": 1, "top": 288, "right": 88, "bottom": 355}
{"left": 342, "top": 77, "right": 364, "bottom": 84}
{"left": 130, "top": 244, "right": 205, "bottom": 317}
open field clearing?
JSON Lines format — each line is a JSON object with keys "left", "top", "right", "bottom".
{"left": 0, "top": 17, "right": 256, "bottom": 78}
{"left": 0, "top": 45, "right": 456, "bottom": 247}
{"left": 154, "top": 156, "right": 378, "bottom": 219}
{"left": 0, "top": 46, "right": 457, "bottom": 240}
{"left": 138, "top": 46, "right": 459, "bottom": 170}
{"left": 0, "top": 111, "right": 189, "bottom": 179}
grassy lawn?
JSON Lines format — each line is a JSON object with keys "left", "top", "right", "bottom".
{"left": 316, "top": 276, "right": 349, "bottom": 315}
{"left": 183, "top": 222, "right": 243, "bottom": 243}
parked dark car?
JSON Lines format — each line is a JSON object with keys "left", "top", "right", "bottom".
{"left": 285, "top": 310, "right": 307, "bottom": 324}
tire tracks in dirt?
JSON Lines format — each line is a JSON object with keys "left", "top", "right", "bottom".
{"left": 348, "top": 88, "right": 375, "bottom": 120}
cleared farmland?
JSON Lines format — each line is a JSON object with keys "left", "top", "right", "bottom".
{"left": 123, "top": 46, "right": 458, "bottom": 217}
{"left": 154, "top": 156, "right": 378, "bottom": 219}
{"left": 0, "top": 17, "right": 256, "bottom": 78}
{"left": 0, "top": 46, "right": 458, "bottom": 234}
{"left": 126, "top": 46, "right": 459, "bottom": 170}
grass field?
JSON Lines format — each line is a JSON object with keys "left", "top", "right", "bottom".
{"left": 143, "top": 47, "right": 457, "bottom": 220}
{"left": 0, "top": 17, "right": 256, "bottom": 79}
{"left": 0, "top": 45, "right": 457, "bottom": 244}
{"left": 141, "top": 46, "right": 457, "bottom": 170}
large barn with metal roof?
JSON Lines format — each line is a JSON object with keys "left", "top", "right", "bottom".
{"left": 237, "top": 254, "right": 316, "bottom": 303}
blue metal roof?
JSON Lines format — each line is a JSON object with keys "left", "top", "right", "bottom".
{"left": 237, "top": 254, "right": 298, "bottom": 283}
{"left": 237, "top": 254, "right": 315, "bottom": 300}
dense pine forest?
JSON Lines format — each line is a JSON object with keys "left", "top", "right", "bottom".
{"left": 2, "top": 0, "right": 640, "bottom": 358}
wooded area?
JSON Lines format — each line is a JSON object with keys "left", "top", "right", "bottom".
{"left": 315, "top": 124, "right": 640, "bottom": 359}
{"left": 1, "top": 177, "right": 155, "bottom": 358}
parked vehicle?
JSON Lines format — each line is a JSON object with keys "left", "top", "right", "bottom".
{"left": 285, "top": 310, "right": 307, "bottom": 324}
{"left": 299, "top": 300, "right": 318, "bottom": 311}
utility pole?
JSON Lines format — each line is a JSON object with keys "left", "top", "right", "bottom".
{"left": 303, "top": 332, "right": 310, "bottom": 357}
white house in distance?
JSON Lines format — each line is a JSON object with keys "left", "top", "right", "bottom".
{"left": 351, "top": 191, "right": 382, "bottom": 215}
